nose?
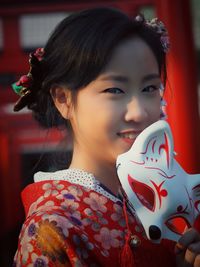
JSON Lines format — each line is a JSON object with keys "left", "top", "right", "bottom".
{"left": 149, "top": 225, "right": 161, "bottom": 240}
{"left": 125, "top": 98, "right": 147, "bottom": 122}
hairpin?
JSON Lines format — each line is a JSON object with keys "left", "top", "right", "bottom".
{"left": 135, "top": 15, "right": 170, "bottom": 53}
{"left": 146, "top": 18, "right": 170, "bottom": 53}
{"left": 12, "top": 48, "right": 44, "bottom": 111}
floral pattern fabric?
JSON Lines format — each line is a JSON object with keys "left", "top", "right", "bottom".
{"left": 13, "top": 178, "right": 176, "bottom": 267}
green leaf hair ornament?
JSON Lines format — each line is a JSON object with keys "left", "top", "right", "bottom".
{"left": 12, "top": 83, "right": 23, "bottom": 95}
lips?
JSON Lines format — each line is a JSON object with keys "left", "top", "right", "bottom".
{"left": 117, "top": 130, "right": 143, "bottom": 144}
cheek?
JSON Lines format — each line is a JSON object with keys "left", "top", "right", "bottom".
{"left": 96, "top": 108, "right": 118, "bottom": 132}
{"left": 90, "top": 103, "right": 121, "bottom": 138}
{"left": 138, "top": 100, "right": 160, "bottom": 125}
{"left": 75, "top": 102, "right": 116, "bottom": 132}
{"left": 146, "top": 97, "right": 161, "bottom": 117}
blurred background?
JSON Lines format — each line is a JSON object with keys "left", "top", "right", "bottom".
{"left": 0, "top": 0, "right": 200, "bottom": 266}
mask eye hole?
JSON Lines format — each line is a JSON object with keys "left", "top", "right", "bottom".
{"left": 165, "top": 217, "right": 191, "bottom": 235}
{"left": 128, "top": 175, "right": 155, "bottom": 211}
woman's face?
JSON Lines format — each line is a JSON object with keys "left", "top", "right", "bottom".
{"left": 70, "top": 37, "right": 162, "bottom": 165}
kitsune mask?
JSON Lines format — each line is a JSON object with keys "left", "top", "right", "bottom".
{"left": 116, "top": 120, "right": 200, "bottom": 243}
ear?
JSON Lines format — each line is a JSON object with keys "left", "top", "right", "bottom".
{"left": 50, "top": 86, "right": 73, "bottom": 120}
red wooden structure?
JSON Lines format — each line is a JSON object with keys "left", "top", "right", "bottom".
{"left": 156, "top": 0, "right": 200, "bottom": 173}
{"left": 0, "top": 0, "right": 199, "bottom": 265}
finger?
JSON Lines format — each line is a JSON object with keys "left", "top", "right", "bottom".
{"left": 175, "top": 231, "right": 200, "bottom": 267}
{"left": 175, "top": 242, "right": 186, "bottom": 254}
{"left": 194, "top": 254, "right": 200, "bottom": 267}
{"left": 177, "top": 228, "right": 200, "bottom": 251}
{"left": 176, "top": 241, "right": 200, "bottom": 267}
{"left": 185, "top": 241, "right": 200, "bottom": 266}
{"left": 184, "top": 248, "right": 197, "bottom": 265}
{"left": 176, "top": 251, "right": 192, "bottom": 267}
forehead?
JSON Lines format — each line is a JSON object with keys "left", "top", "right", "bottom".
{"left": 103, "top": 37, "right": 159, "bottom": 78}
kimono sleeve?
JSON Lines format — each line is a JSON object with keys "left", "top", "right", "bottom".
{"left": 13, "top": 210, "right": 86, "bottom": 267}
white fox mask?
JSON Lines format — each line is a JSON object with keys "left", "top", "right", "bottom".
{"left": 116, "top": 120, "right": 200, "bottom": 243}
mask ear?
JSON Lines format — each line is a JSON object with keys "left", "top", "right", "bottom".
{"left": 50, "top": 86, "right": 73, "bottom": 120}
{"left": 131, "top": 120, "right": 174, "bottom": 171}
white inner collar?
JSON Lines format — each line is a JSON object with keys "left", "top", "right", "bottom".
{"left": 34, "top": 168, "right": 121, "bottom": 203}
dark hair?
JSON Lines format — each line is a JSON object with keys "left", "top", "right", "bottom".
{"left": 27, "top": 7, "right": 167, "bottom": 128}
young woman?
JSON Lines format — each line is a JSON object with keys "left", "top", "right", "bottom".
{"left": 12, "top": 7, "right": 200, "bottom": 267}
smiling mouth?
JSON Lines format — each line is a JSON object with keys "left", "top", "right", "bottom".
{"left": 117, "top": 133, "right": 136, "bottom": 139}
{"left": 117, "top": 131, "right": 142, "bottom": 139}
{"left": 117, "top": 132, "right": 142, "bottom": 144}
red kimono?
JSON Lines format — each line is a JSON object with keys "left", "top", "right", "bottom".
{"left": 13, "top": 169, "right": 176, "bottom": 267}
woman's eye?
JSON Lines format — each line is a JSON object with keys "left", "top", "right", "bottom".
{"left": 142, "top": 85, "right": 159, "bottom": 93}
{"left": 104, "top": 88, "right": 124, "bottom": 94}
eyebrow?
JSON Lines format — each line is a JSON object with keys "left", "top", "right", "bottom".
{"left": 99, "top": 73, "right": 160, "bottom": 83}
{"left": 142, "top": 74, "right": 161, "bottom": 83}
{"left": 100, "top": 74, "right": 129, "bottom": 83}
